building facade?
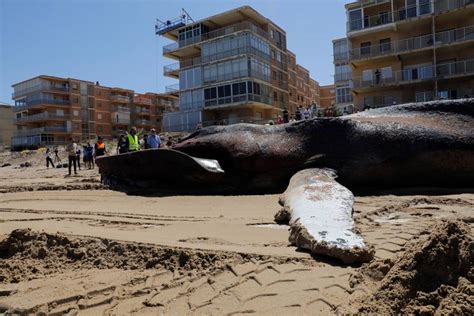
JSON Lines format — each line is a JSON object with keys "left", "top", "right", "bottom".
{"left": 345, "top": 0, "right": 474, "bottom": 110}
{"left": 0, "top": 103, "right": 14, "bottom": 147}
{"left": 333, "top": 37, "right": 355, "bottom": 114}
{"left": 158, "top": 6, "right": 320, "bottom": 131}
{"left": 11, "top": 75, "right": 177, "bottom": 148}
{"left": 319, "top": 85, "right": 337, "bottom": 111}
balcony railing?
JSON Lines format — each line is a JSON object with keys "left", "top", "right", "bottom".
{"left": 12, "top": 84, "right": 70, "bottom": 99}
{"left": 111, "top": 117, "right": 131, "bottom": 124}
{"left": 165, "top": 84, "right": 180, "bottom": 93}
{"left": 434, "top": 0, "right": 474, "bottom": 13}
{"left": 156, "top": 99, "right": 175, "bottom": 107}
{"left": 14, "top": 99, "right": 71, "bottom": 111}
{"left": 133, "top": 96, "right": 153, "bottom": 106}
{"left": 348, "top": 0, "right": 473, "bottom": 33}
{"left": 204, "top": 93, "right": 273, "bottom": 108}
{"left": 350, "top": 25, "right": 474, "bottom": 60}
{"left": 163, "top": 21, "right": 268, "bottom": 54}
{"left": 111, "top": 107, "right": 130, "bottom": 114}
{"left": 13, "top": 126, "right": 71, "bottom": 136}
{"left": 135, "top": 119, "right": 152, "bottom": 126}
{"left": 110, "top": 95, "right": 130, "bottom": 103}
{"left": 164, "top": 45, "right": 271, "bottom": 75}
{"left": 135, "top": 107, "right": 151, "bottom": 114}
{"left": 163, "top": 62, "right": 180, "bottom": 76}
{"left": 352, "top": 59, "right": 474, "bottom": 89}
{"left": 335, "top": 73, "right": 352, "bottom": 82}
{"left": 15, "top": 112, "right": 70, "bottom": 123}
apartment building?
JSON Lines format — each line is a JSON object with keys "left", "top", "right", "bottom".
{"left": 0, "top": 103, "right": 14, "bottom": 147}
{"left": 345, "top": 0, "right": 474, "bottom": 110}
{"left": 333, "top": 37, "right": 355, "bottom": 114}
{"left": 157, "top": 6, "right": 320, "bottom": 131}
{"left": 11, "top": 75, "right": 177, "bottom": 148}
{"left": 320, "top": 85, "right": 337, "bottom": 110}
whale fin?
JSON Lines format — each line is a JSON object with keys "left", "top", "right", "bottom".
{"left": 278, "top": 168, "right": 374, "bottom": 264}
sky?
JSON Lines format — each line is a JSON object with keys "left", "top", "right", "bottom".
{"left": 0, "top": 0, "right": 348, "bottom": 104}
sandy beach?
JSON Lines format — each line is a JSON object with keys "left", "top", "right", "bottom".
{"left": 0, "top": 150, "right": 472, "bottom": 315}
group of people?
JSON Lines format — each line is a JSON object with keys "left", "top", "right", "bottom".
{"left": 116, "top": 127, "right": 161, "bottom": 154}
{"left": 273, "top": 105, "right": 319, "bottom": 125}
{"left": 44, "top": 136, "right": 107, "bottom": 176}
{"left": 45, "top": 127, "right": 162, "bottom": 176}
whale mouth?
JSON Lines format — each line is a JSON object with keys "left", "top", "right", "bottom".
{"left": 193, "top": 157, "right": 225, "bottom": 173}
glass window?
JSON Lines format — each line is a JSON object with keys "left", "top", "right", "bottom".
{"left": 361, "top": 42, "right": 371, "bottom": 55}
{"left": 380, "top": 38, "right": 391, "bottom": 52}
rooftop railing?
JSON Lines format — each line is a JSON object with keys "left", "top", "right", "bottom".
{"left": 163, "top": 21, "right": 268, "bottom": 54}
{"left": 350, "top": 25, "right": 474, "bottom": 60}
{"left": 352, "top": 59, "right": 474, "bottom": 89}
{"left": 12, "top": 84, "right": 70, "bottom": 99}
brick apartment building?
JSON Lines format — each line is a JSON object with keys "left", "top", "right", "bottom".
{"left": 157, "top": 6, "right": 321, "bottom": 131}
{"left": 11, "top": 75, "right": 177, "bottom": 148}
{"left": 0, "top": 103, "right": 14, "bottom": 147}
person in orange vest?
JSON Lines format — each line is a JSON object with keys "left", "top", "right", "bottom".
{"left": 126, "top": 127, "right": 140, "bottom": 152}
{"left": 94, "top": 137, "right": 107, "bottom": 162}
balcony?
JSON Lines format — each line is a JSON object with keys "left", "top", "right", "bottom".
{"left": 111, "top": 106, "right": 131, "bottom": 113}
{"left": 352, "top": 59, "right": 474, "bottom": 90}
{"left": 135, "top": 119, "right": 152, "bottom": 126}
{"left": 133, "top": 96, "right": 153, "bottom": 106}
{"left": 13, "top": 126, "right": 71, "bottom": 136}
{"left": 111, "top": 116, "right": 131, "bottom": 125}
{"left": 110, "top": 95, "right": 130, "bottom": 103}
{"left": 163, "top": 62, "right": 180, "bottom": 77}
{"left": 14, "top": 99, "right": 71, "bottom": 111}
{"left": 350, "top": 25, "right": 474, "bottom": 61}
{"left": 434, "top": 0, "right": 474, "bottom": 13}
{"left": 156, "top": 99, "right": 175, "bottom": 107}
{"left": 12, "top": 84, "right": 70, "bottom": 99}
{"left": 15, "top": 112, "right": 70, "bottom": 124}
{"left": 165, "top": 84, "right": 180, "bottom": 93}
{"left": 134, "top": 107, "right": 151, "bottom": 115}
{"left": 162, "top": 21, "right": 268, "bottom": 55}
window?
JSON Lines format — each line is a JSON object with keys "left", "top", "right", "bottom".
{"left": 362, "top": 69, "right": 373, "bottom": 82}
{"left": 360, "top": 42, "right": 371, "bottom": 55}
{"left": 73, "top": 110, "right": 79, "bottom": 116}
{"left": 98, "top": 126, "right": 103, "bottom": 132}
{"left": 97, "top": 113, "right": 102, "bottom": 120}
{"left": 272, "top": 71, "right": 277, "bottom": 80}
{"left": 274, "top": 92, "right": 278, "bottom": 101}
{"left": 72, "top": 83, "right": 78, "bottom": 90}
{"left": 74, "top": 123, "right": 80, "bottom": 130}
{"left": 380, "top": 38, "right": 391, "bottom": 52}
{"left": 381, "top": 67, "right": 393, "bottom": 79}
{"left": 97, "top": 102, "right": 102, "bottom": 107}
{"left": 348, "top": 9, "right": 362, "bottom": 31}
{"left": 73, "top": 97, "right": 79, "bottom": 103}
{"left": 271, "top": 50, "right": 275, "bottom": 60}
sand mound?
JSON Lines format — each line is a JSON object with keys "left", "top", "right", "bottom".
{"left": 0, "top": 229, "right": 245, "bottom": 284}
{"left": 353, "top": 220, "right": 473, "bottom": 315}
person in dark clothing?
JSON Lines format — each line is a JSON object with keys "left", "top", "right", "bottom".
{"left": 45, "top": 148, "right": 55, "bottom": 169}
{"left": 66, "top": 138, "right": 78, "bottom": 176}
{"left": 143, "top": 134, "right": 149, "bottom": 149}
{"left": 117, "top": 135, "right": 128, "bottom": 154}
{"left": 94, "top": 137, "right": 107, "bottom": 159}
{"left": 295, "top": 107, "right": 302, "bottom": 121}
{"left": 283, "top": 108, "right": 289, "bottom": 123}
{"left": 375, "top": 69, "right": 381, "bottom": 84}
